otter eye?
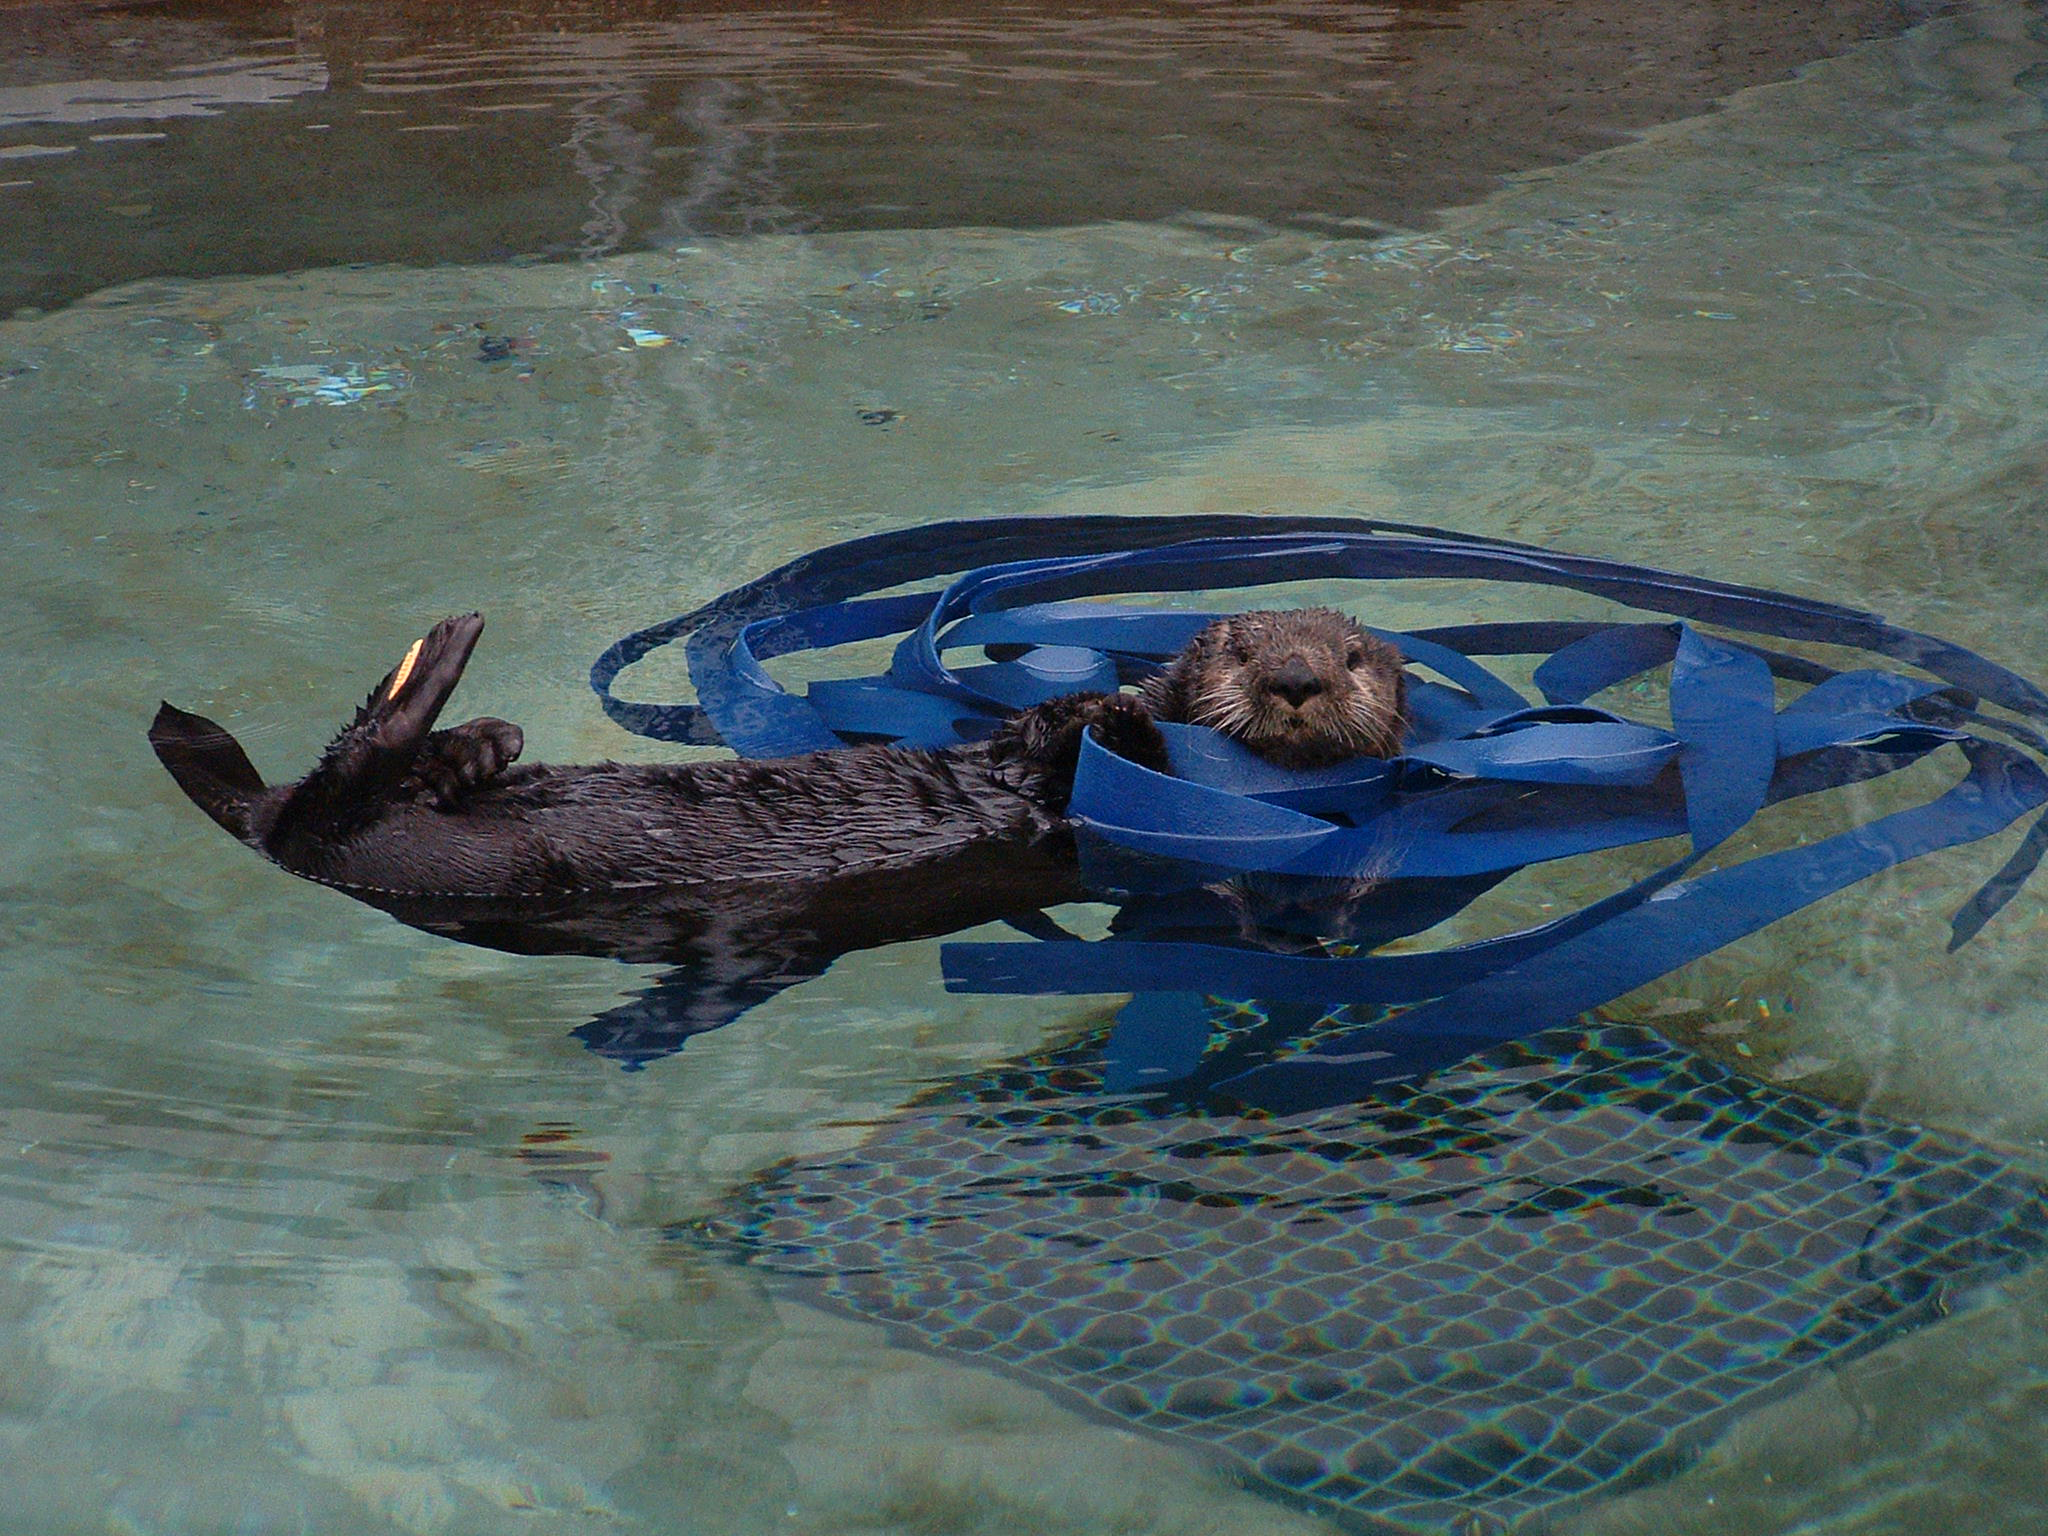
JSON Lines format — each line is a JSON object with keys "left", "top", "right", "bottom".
{"left": 1345, "top": 648, "right": 1367, "bottom": 669}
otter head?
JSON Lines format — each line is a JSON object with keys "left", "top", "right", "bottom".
{"left": 1141, "top": 607, "right": 1408, "bottom": 768}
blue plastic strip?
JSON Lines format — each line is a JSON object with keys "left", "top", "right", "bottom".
{"left": 1533, "top": 623, "right": 1681, "bottom": 706}
{"left": 1669, "top": 627, "right": 1778, "bottom": 853}
{"left": 947, "top": 744, "right": 2048, "bottom": 1100}
{"left": 1218, "top": 742, "right": 2048, "bottom": 1112}
{"left": 804, "top": 680, "right": 998, "bottom": 745}
{"left": 593, "top": 513, "right": 2048, "bottom": 1066}
{"left": 596, "top": 516, "right": 2048, "bottom": 750}
{"left": 1369, "top": 629, "right": 1529, "bottom": 715}
{"left": 1949, "top": 808, "right": 2048, "bottom": 951}
{"left": 941, "top": 605, "right": 1223, "bottom": 658}
{"left": 1405, "top": 716, "right": 1679, "bottom": 787}
{"left": 1159, "top": 722, "right": 1367, "bottom": 797}
{"left": 590, "top": 513, "right": 1448, "bottom": 743}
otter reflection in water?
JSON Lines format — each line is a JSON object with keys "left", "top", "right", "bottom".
{"left": 149, "top": 609, "right": 1410, "bottom": 1065}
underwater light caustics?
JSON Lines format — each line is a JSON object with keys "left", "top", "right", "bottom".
{"left": 699, "top": 1018, "right": 2048, "bottom": 1530}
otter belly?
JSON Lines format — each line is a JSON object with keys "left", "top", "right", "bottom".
{"left": 273, "top": 749, "right": 1065, "bottom": 899}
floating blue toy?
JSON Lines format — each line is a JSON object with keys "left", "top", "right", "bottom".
{"left": 595, "top": 513, "right": 2048, "bottom": 1102}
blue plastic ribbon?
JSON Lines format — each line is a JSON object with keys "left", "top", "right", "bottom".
{"left": 593, "top": 514, "right": 2048, "bottom": 1100}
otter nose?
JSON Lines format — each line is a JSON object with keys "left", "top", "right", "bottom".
{"left": 1268, "top": 657, "right": 1323, "bottom": 708}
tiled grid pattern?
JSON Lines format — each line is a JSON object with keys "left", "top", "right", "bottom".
{"left": 701, "top": 1022, "right": 2048, "bottom": 1533}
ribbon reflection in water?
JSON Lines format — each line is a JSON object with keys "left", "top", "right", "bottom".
{"left": 698, "top": 1011, "right": 2048, "bottom": 1532}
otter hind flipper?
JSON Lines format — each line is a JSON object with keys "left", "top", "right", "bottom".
{"left": 260, "top": 614, "right": 489, "bottom": 851}
{"left": 303, "top": 614, "right": 487, "bottom": 799}
{"left": 353, "top": 612, "right": 488, "bottom": 753}
{"left": 149, "top": 702, "right": 267, "bottom": 841}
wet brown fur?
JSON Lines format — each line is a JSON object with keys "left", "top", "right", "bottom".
{"left": 148, "top": 614, "right": 1169, "bottom": 901}
{"left": 148, "top": 610, "right": 1392, "bottom": 1057}
{"left": 1139, "top": 607, "right": 1407, "bottom": 766}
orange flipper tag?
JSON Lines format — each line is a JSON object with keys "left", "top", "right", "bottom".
{"left": 385, "top": 637, "right": 425, "bottom": 702}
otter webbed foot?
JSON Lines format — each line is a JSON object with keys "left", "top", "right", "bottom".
{"left": 988, "top": 691, "right": 1170, "bottom": 811}
{"left": 405, "top": 717, "right": 526, "bottom": 807}
{"left": 262, "top": 614, "right": 490, "bottom": 854}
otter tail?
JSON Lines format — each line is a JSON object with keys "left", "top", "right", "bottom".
{"left": 149, "top": 703, "right": 267, "bottom": 841}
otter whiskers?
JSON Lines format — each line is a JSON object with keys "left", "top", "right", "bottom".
{"left": 1141, "top": 607, "right": 1409, "bottom": 768}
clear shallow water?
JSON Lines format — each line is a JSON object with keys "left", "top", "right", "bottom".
{"left": 9, "top": 3, "right": 2048, "bottom": 1533}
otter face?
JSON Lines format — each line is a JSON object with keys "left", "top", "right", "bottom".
{"left": 1144, "top": 607, "right": 1408, "bottom": 767}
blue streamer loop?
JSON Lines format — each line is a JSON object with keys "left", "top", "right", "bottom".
{"left": 593, "top": 516, "right": 2048, "bottom": 1108}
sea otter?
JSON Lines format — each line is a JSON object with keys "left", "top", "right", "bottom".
{"left": 1122, "top": 607, "right": 1412, "bottom": 956}
{"left": 149, "top": 613, "right": 1173, "bottom": 899}
{"left": 148, "top": 608, "right": 1401, "bottom": 1063}
{"left": 148, "top": 614, "right": 1183, "bottom": 1061}
{"left": 1138, "top": 607, "right": 1408, "bottom": 765}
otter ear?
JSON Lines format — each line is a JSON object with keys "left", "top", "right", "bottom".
{"left": 149, "top": 702, "right": 265, "bottom": 839}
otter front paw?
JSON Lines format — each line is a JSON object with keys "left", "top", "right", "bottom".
{"left": 408, "top": 717, "right": 524, "bottom": 807}
{"left": 989, "top": 692, "right": 1169, "bottom": 810}
{"left": 1084, "top": 693, "right": 1172, "bottom": 778}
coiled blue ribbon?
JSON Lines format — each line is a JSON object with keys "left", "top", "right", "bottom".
{"left": 594, "top": 515, "right": 2048, "bottom": 1106}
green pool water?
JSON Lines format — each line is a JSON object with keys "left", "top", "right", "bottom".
{"left": 6, "top": 2, "right": 2048, "bottom": 1532}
